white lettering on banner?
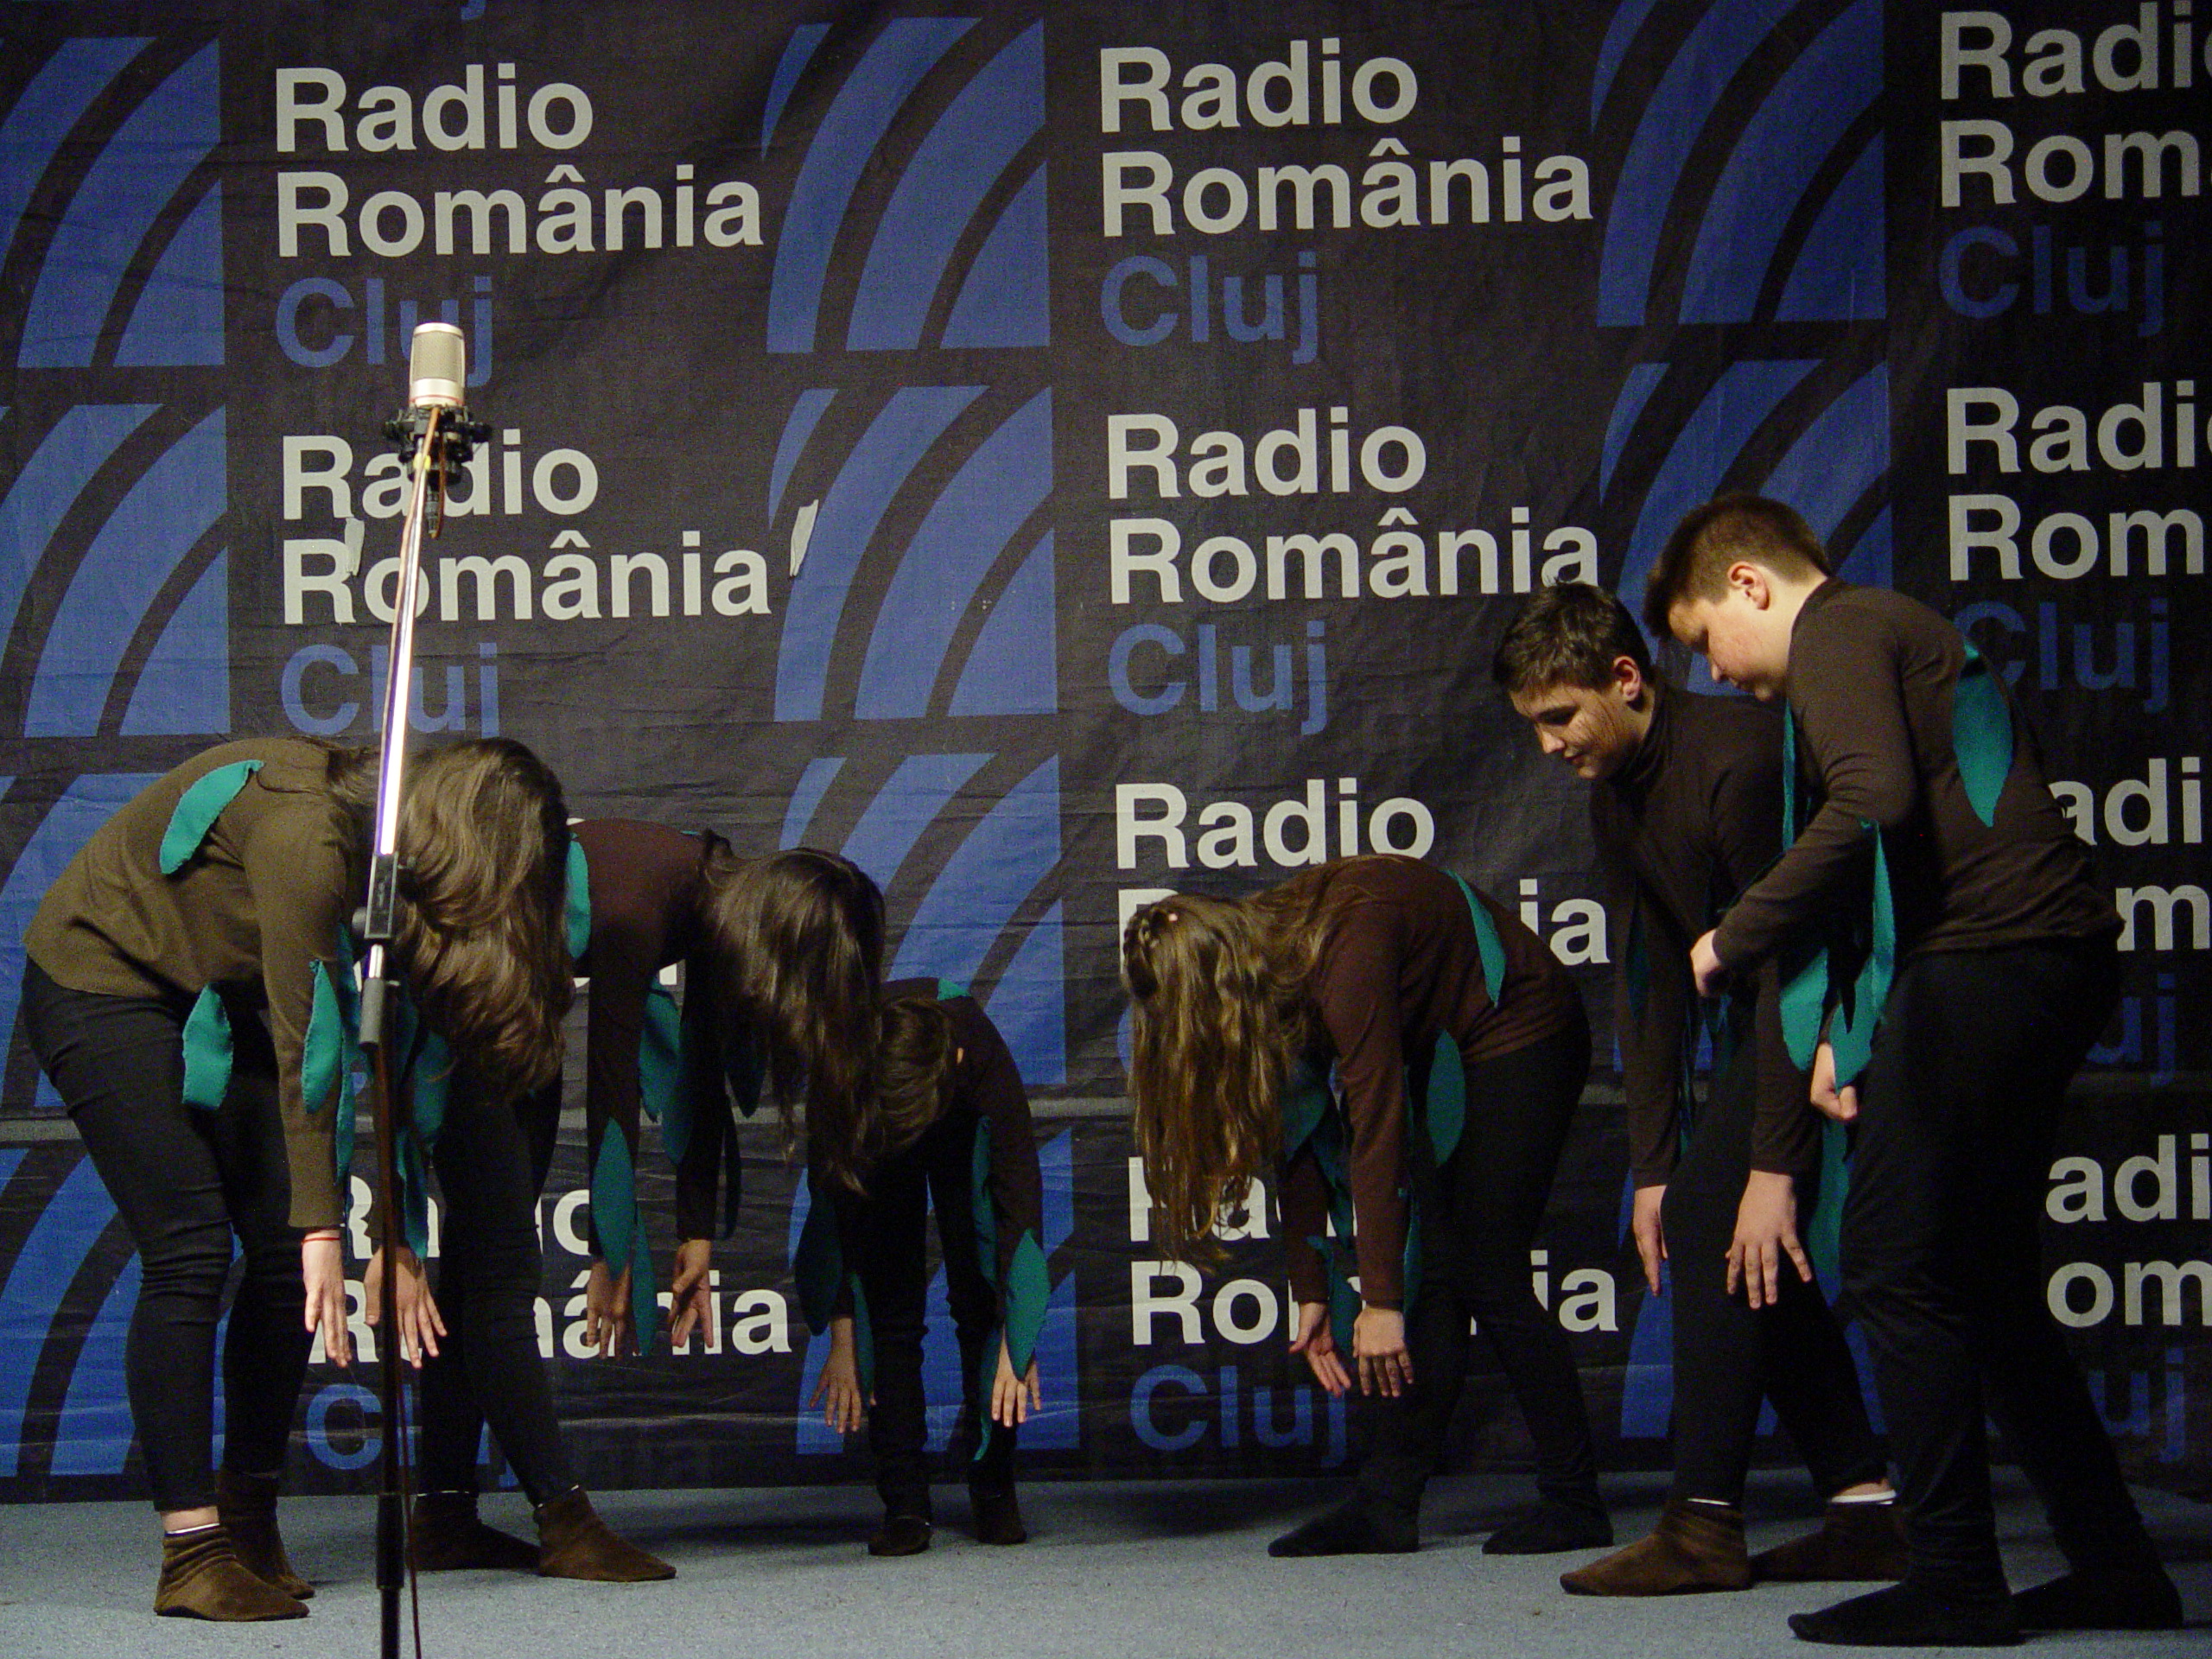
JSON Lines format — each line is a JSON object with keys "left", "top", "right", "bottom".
{"left": 277, "top": 166, "right": 760, "bottom": 258}
{"left": 1941, "top": 118, "right": 2202, "bottom": 209}
{"left": 284, "top": 540, "right": 771, "bottom": 626}
{"left": 1946, "top": 494, "right": 2203, "bottom": 581}
{"left": 1109, "top": 512, "right": 1595, "bottom": 603}
{"left": 1103, "top": 141, "right": 1591, "bottom": 236}
{"left": 283, "top": 431, "right": 601, "bottom": 521}
{"left": 1116, "top": 779, "right": 1435, "bottom": 870}
{"left": 1947, "top": 383, "right": 2202, "bottom": 474}
{"left": 1096, "top": 41, "right": 1588, "bottom": 235}
{"left": 2050, "top": 1260, "right": 2212, "bottom": 1328}
{"left": 1109, "top": 408, "right": 1430, "bottom": 499}
{"left": 277, "top": 64, "right": 593, "bottom": 152}
{"left": 1100, "top": 40, "right": 1418, "bottom": 133}
{"left": 2046, "top": 757, "right": 2204, "bottom": 848}
{"left": 2047, "top": 1136, "right": 2212, "bottom": 1224}
{"left": 1941, "top": 8, "right": 2206, "bottom": 102}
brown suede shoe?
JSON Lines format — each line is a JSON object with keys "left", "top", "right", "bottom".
{"left": 411, "top": 1489, "right": 540, "bottom": 1572}
{"left": 1752, "top": 1499, "right": 1908, "bottom": 1582}
{"left": 1560, "top": 1500, "right": 1752, "bottom": 1596}
{"left": 534, "top": 1488, "right": 675, "bottom": 1581}
{"left": 214, "top": 1467, "right": 313, "bottom": 1599}
{"left": 868, "top": 1514, "right": 934, "bottom": 1557}
{"left": 156, "top": 1525, "right": 308, "bottom": 1620}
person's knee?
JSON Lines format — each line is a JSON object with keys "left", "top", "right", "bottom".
{"left": 137, "top": 1217, "right": 235, "bottom": 1295}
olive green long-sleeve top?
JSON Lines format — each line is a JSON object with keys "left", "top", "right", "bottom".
{"left": 26, "top": 739, "right": 362, "bottom": 1229}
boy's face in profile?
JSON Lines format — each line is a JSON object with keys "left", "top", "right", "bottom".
{"left": 1667, "top": 578, "right": 1793, "bottom": 701}
{"left": 1510, "top": 657, "right": 1649, "bottom": 781}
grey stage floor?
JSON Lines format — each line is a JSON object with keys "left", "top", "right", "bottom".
{"left": 2, "top": 1471, "right": 2205, "bottom": 1658}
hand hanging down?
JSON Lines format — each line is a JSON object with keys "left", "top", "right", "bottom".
{"left": 990, "top": 1339, "right": 1042, "bottom": 1429}
{"left": 360, "top": 1245, "right": 446, "bottom": 1367}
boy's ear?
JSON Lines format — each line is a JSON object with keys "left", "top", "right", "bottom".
{"left": 1725, "top": 559, "right": 1772, "bottom": 609}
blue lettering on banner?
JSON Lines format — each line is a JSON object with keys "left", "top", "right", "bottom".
{"left": 281, "top": 642, "right": 501, "bottom": 736}
{"left": 1938, "top": 221, "right": 2164, "bottom": 338}
{"left": 1109, "top": 620, "right": 1328, "bottom": 734}
{"left": 1130, "top": 1363, "right": 1346, "bottom": 1461}
{"left": 306, "top": 1383, "right": 380, "bottom": 1471}
{"left": 276, "top": 275, "right": 494, "bottom": 377}
{"left": 1102, "top": 250, "right": 1319, "bottom": 364}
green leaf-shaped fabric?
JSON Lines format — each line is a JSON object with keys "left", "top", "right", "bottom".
{"left": 849, "top": 1274, "right": 874, "bottom": 1395}
{"left": 792, "top": 1173, "right": 843, "bottom": 1336}
{"left": 724, "top": 1023, "right": 765, "bottom": 1122}
{"left": 1424, "top": 1033, "right": 1466, "bottom": 1169}
{"left": 409, "top": 1026, "right": 453, "bottom": 1149}
{"left": 1779, "top": 943, "right": 1828, "bottom": 1071}
{"left": 970, "top": 1118, "right": 998, "bottom": 1287}
{"left": 335, "top": 1072, "right": 356, "bottom": 1180}
{"left": 628, "top": 1229, "right": 659, "bottom": 1357}
{"left": 639, "top": 983, "right": 681, "bottom": 1126}
{"left": 1452, "top": 873, "right": 1507, "bottom": 1006}
{"left": 158, "top": 760, "right": 261, "bottom": 874}
{"left": 1952, "top": 645, "right": 2014, "bottom": 829}
{"left": 1824, "top": 830, "right": 1893, "bottom": 1088}
{"left": 302, "top": 962, "right": 346, "bottom": 1116}
{"left": 1000, "top": 1229, "right": 1049, "bottom": 1377}
{"left": 936, "top": 978, "right": 968, "bottom": 1001}
{"left": 180, "top": 987, "right": 232, "bottom": 1112}
{"left": 1806, "top": 1118, "right": 1850, "bottom": 1284}
{"left": 564, "top": 837, "right": 592, "bottom": 958}
{"left": 593, "top": 1127, "right": 639, "bottom": 1275}
{"left": 1279, "top": 1058, "right": 1331, "bottom": 1157}
{"left": 399, "top": 1129, "right": 432, "bottom": 1258}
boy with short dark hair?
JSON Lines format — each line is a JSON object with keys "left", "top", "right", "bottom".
{"left": 1649, "top": 495, "right": 2179, "bottom": 1646}
{"left": 1495, "top": 582, "right": 1898, "bottom": 1599}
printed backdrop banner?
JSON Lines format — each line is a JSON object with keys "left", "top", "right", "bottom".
{"left": 1, "top": 2, "right": 2205, "bottom": 1498}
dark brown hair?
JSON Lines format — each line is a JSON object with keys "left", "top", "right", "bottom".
{"left": 871, "top": 992, "right": 959, "bottom": 1164}
{"left": 1122, "top": 864, "right": 1359, "bottom": 1260}
{"left": 1491, "top": 581, "right": 1655, "bottom": 698}
{"left": 1643, "top": 493, "right": 1831, "bottom": 636}
{"left": 326, "top": 737, "right": 573, "bottom": 1096}
{"left": 700, "top": 845, "right": 885, "bottom": 1191}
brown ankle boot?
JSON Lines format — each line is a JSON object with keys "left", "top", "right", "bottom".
{"left": 534, "top": 1488, "right": 675, "bottom": 1582}
{"left": 1560, "top": 1500, "right": 1751, "bottom": 1596}
{"left": 155, "top": 1525, "right": 308, "bottom": 1619}
{"left": 214, "top": 1468, "right": 313, "bottom": 1599}
{"left": 411, "top": 1489, "right": 540, "bottom": 1572}
{"left": 1751, "top": 1498, "right": 1907, "bottom": 1582}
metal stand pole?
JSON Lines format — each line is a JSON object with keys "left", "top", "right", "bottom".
{"left": 357, "top": 406, "right": 445, "bottom": 1659}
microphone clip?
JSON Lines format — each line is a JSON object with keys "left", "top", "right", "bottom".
{"left": 383, "top": 404, "right": 492, "bottom": 474}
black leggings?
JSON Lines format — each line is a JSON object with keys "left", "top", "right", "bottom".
{"left": 415, "top": 1083, "right": 577, "bottom": 1505}
{"left": 1662, "top": 1037, "right": 1886, "bottom": 1505}
{"left": 855, "top": 1109, "right": 1013, "bottom": 1520}
{"left": 1357, "top": 1014, "right": 1601, "bottom": 1516}
{"left": 21, "top": 963, "right": 310, "bottom": 1514}
{"left": 1844, "top": 943, "right": 2152, "bottom": 1590}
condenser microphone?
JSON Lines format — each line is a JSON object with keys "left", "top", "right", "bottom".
{"left": 407, "top": 321, "right": 466, "bottom": 409}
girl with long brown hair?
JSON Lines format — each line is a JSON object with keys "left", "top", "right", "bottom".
{"left": 809, "top": 981, "right": 1046, "bottom": 1556}
{"left": 396, "top": 826, "right": 885, "bottom": 1576}
{"left": 1122, "top": 854, "right": 1608, "bottom": 1558}
{"left": 18, "top": 735, "right": 573, "bottom": 1620}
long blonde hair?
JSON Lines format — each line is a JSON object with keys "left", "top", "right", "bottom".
{"left": 326, "top": 737, "right": 572, "bottom": 1096}
{"left": 1122, "top": 866, "right": 1345, "bottom": 1259}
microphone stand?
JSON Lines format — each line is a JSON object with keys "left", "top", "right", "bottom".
{"left": 355, "top": 388, "right": 486, "bottom": 1659}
